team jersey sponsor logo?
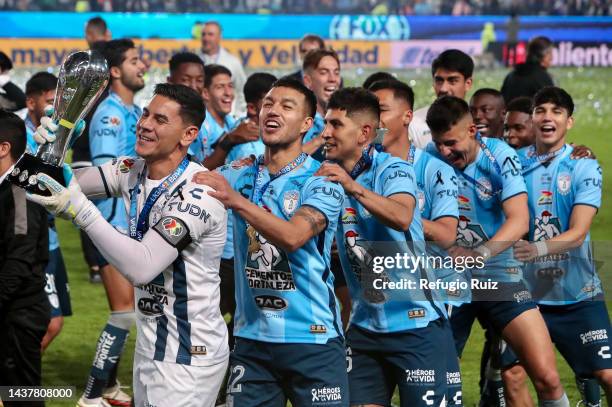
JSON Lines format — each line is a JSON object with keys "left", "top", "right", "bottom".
{"left": 118, "top": 158, "right": 135, "bottom": 173}
{"left": 534, "top": 210, "right": 561, "bottom": 241}
{"left": 580, "top": 329, "right": 608, "bottom": 345}
{"left": 447, "top": 371, "right": 461, "bottom": 385}
{"left": 137, "top": 297, "right": 164, "bottom": 316}
{"left": 457, "top": 215, "right": 487, "bottom": 248}
{"left": 162, "top": 217, "right": 184, "bottom": 237}
{"left": 101, "top": 116, "right": 121, "bottom": 126}
{"left": 254, "top": 295, "right": 288, "bottom": 311}
{"left": 538, "top": 190, "right": 553, "bottom": 205}
{"left": 245, "top": 224, "right": 296, "bottom": 291}
{"left": 406, "top": 369, "right": 436, "bottom": 385}
{"left": 341, "top": 207, "right": 358, "bottom": 224}
{"left": 93, "top": 331, "right": 118, "bottom": 370}
{"left": 310, "top": 324, "right": 327, "bottom": 334}
{"left": 457, "top": 195, "right": 471, "bottom": 211}
{"left": 408, "top": 308, "right": 426, "bottom": 319}
{"left": 310, "top": 386, "right": 341, "bottom": 404}
{"left": 344, "top": 230, "right": 388, "bottom": 303}
{"left": 282, "top": 190, "right": 299, "bottom": 217}
{"left": 557, "top": 173, "right": 571, "bottom": 195}
{"left": 190, "top": 345, "right": 207, "bottom": 355}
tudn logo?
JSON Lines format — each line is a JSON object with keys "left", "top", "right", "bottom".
{"left": 162, "top": 218, "right": 183, "bottom": 237}
{"left": 254, "top": 295, "right": 288, "bottom": 311}
{"left": 330, "top": 15, "right": 410, "bottom": 40}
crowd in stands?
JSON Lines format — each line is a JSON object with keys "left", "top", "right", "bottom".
{"left": 0, "top": 0, "right": 609, "bottom": 15}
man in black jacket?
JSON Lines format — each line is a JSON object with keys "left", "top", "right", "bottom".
{"left": 501, "top": 36, "right": 554, "bottom": 104}
{"left": 0, "top": 52, "right": 26, "bottom": 112}
{"left": 0, "top": 110, "right": 50, "bottom": 406}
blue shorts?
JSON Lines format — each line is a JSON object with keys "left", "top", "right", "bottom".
{"left": 226, "top": 337, "right": 348, "bottom": 407}
{"left": 499, "top": 298, "right": 612, "bottom": 376}
{"left": 449, "top": 281, "right": 536, "bottom": 356}
{"left": 44, "top": 248, "right": 72, "bottom": 318}
{"left": 346, "top": 318, "right": 457, "bottom": 407}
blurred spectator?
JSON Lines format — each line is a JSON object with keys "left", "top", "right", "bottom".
{"left": 453, "top": 0, "right": 473, "bottom": 15}
{"left": 501, "top": 36, "right": 554, "bottom": 103}
{"left": 85, "top": 16, "right": 111, "bottom": 48}
{"left": 197, "top": 21, "right": 247, "bottom": 117}
{"left": 286, "top": 34, "right": 326, "bottom": 84}
{"left": 0, "top": 52, "right": 26, "bottom": 112}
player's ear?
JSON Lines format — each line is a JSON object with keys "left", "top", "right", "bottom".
{"left": 181, "top": 125, "right": 199, "bottom": 147}
{"left": 202, "top": 87, "right": 210, "bottom": 103}
{"left": 26, "top": 96, "right": 35, "bottom": 111}
{"left": 402, "top": 109, "right": 413, "bottom": 127}
{"left": 110, "top": 66, "right": 121, "bottom": 81}
{"left": 467, "top": 121, "right": 477, "bottom": 138}
{"left": 566, "top": 115, "right": 574, "bottom": 131}
{"left": 300, "top": 115, "right": 314, "bottom": 135}
{"left": 303, "top": 73, "right": 312, "bottom": 88}
{"left": 360, "top": 123, "right": 373, "bottom": 146}
{"left": 246, "top": 102, "right": 257, "bottom": 118}
{"left": 465, "top": 77, "right": 473, "bottom": 92}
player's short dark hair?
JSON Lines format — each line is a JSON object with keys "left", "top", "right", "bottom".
{"left": 25, "top": 72, "right": 58, "bottom": 97}
{"left": 0, "top": 51, "right": 13, "bottom": 72}
{"left": 299, "top": 34, "right": 325, "bottom": 51}
{"left": 303, "top": 49, "right": 340, "bottom": 73}
{"left": 153, "top": 83, "right": 206, "bottom": 128}
{"left": 271, "top": 77, "right": 317, "bottom": 119}
{"left": 533, "top": 86, "right": 574, "bottom": 116}
{"left": 86, "top": 16, "right": 107, "bottom": 34}
{"left": 470, "top": 88, "right": 505, "bottom": 107}
{"left": 0, "top": 110, "right": 26, "bottom": 160}
{"left": 204, "top": 64, "right": 231, "bottom": 89}
{"left": 426, "top": 95, "right": 471, "bottom": 136}
{"left": 244, "top": 72, "right": 277, "bottom": 105}
{"left": 203, "top": 21, "right": 222, "bottom": 32}
{"left": 101, "top": 38, "right": 136, "bottom": 69}
{"left": 168, "top": 52, "right": 204, "bottom": 75}
{"left": 527, "top": 36, "right": 553, "bottom": 64}
{"left": 431, "top": 49, "right": 474, "bottom": 79}
{"left": 368, "top": 79, "right": 414, "bottom": 110}
{"left": 327, "top": 87, "right": 380, "bottom": 123}
{"left": 506, "top": 96, "right": 533, "bottom": 115}
{"left": 362, "top": 71, "right": 396, "bottom": 90}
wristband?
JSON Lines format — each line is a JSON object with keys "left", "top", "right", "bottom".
{"left": 217, "top": 133, "right": 232, "bottom": 151}
{"left": 534, "top": 241, "right": 548, "bottom": 257}
{"left": 474, "top": 245, "right": 492, "bottom": 260}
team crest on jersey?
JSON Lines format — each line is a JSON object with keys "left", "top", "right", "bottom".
{"left": 538, "top": 190, "right": 553, "bottom": 206}
{"left": 458, "top": 195, "right": 471, "bottom": 211}
{"left": 557, "top": 173, "right": 571, "bottom": 195}
{"left": 341, "top": 207, "right": 358, "bottom": 224}
{"left": 344, "top": 230, "right": 387, "bottom": 304}
{"left": 245, "top": 224, "right": 296, "bottom": 291}
{"left": 534, "top": 210, "right": 562, "bottom": 241}
{"left": 417, "top": 190, "right": 426, "bottom": 212}
{"left": 476, "top": 177, "right": 494, "bottom": 201}
{"left": 282, "top": 190, "right": 300, "bottom": 217}
{"left": 162, "top": 217, "right": 184, "bottom": 237}
{"left": 457, "top": 215, "right": 487, "bottom": 248}
{"left": 119, "top": 158, "right": 135, "bottom": 173}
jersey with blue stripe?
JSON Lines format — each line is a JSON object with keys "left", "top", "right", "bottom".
{"left": 89, "top": 91, "right": 141, "bottom": 231}
{"left": 412, "top": 148, "right": 468, "bottom": 304}
{"left": 98, "top": 156, "right": 229, "bottom": 366}
{"left": 518, "top": 144, "right": 602, "bottom": 304}
{"left": 336, "top": 149, "right": 444, "bottom": 333}
{"left": 221, "top": 117, "right": 265, "bottom": 260}
{"left": 25, "top": 118, "right": 59, "bottom": 251}
{"left": 189, "top": 109, "right": 237, "bottom": 163}
{"left": 219, "top": 155, "right": 344, "bottom": 344}
{"left": 427, "top": 136, "right": 527, "bottom": 282}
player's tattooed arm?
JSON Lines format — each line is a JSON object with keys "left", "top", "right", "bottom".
{"left": 291, "top": 205, "right": 327, "bottom": 237}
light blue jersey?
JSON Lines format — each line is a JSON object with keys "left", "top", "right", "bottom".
{"left": 219, "top": 155, "right": 344, "bottom": 344}
{"left": 336, "top": 148, "right": 444, "bottom": 333}
{"left": 25, "top": 117, "right": 59, "bottom": 251}
{"left": 427, "top": 136, "right": 527, "bottom": 282}
{"left": 89, "top": 91, "right": 141, "bottom": 231}
{"left": 189, "top": 109, "right": 237, "bottom": 162}
{"left": 221, "top": 117, "right": 265, "bottom": 260}
{"left": 518, "top": 144, "right": 602, "bottom": 304}
{"left": 303, "top": 112, "right": 325, "bottom": 144}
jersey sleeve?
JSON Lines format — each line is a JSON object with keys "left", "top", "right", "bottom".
{"left": 300, "top": 176, "right": 344, "bottom": 227}
{"left": 378, "top": 159, "right": 416, "bottom": 198}
{"left": 428, "top": 159, "right": 459, "bottom": 220}
{"left": 497, "top": 142, "right": 527, "bottom": 201}
{"left": 573, "top": 159, "right": 602, "bottom": 209}
{"left": 91, "top": 156, "right": 138, "bottom": 198}
{"left": 89, "top": 104, "right": 125, "bottom": 166}
{"left": 152, "top": 181, "right": 227, "bottom": 251}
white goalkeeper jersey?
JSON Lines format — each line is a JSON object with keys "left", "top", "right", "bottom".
{"left": 98, "top": 156, "right": 229, "bottom": 367}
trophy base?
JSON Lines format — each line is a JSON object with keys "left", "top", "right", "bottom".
{"left": 8, "top": 153, "right": 66, "bottom": 196}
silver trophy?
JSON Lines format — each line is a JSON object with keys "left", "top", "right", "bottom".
{"left": 9, "top": 50, "right": 108, "bottom": 194}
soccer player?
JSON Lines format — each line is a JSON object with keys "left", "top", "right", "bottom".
{"left": 286, "top": 34, "right": 326, "bottom": 84}
{"left": 24, "top": 72, "right": 73, "bottom": 352}
{"left": 505, "top": 87, "right": 612, "bottom": 406}
{"left": 85, "top": 16, "right": 111, "bottom": 49}
{"left": 504, "top": 96, "right": 535, "bottom": 149}
{"left": 83, "top": 38, "right": 145, "bottom": 407}
{"left": 194, "top": 78, "right": 348, "bottom": 406}
{"left": 409, "top": 49, "right": 474, "bottom": 149}
{"left": 197, "top": 21, "right": 247, "bottom": 116}
{"left": 469, "top": 88, "right": 506, "bottom": 139}
{"left": 166, "top": 51, "right": 205, "bottom": 97}
{"left": 29, "top": 83, "right": 229, "bottom": 407}
{"left": 362, "top": 71, "right": 396, "bottom": 90}
{"left": 318, "top": 86, "right": 456, "bottom": 406}
{"left": 302, "top": 49, "right": 341, "bottom": 159}
{"left": 426, "top": 95, "right": 570, "bottom": 406}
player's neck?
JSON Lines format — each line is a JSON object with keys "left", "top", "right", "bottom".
{"left": 146, "top": 151, "right": 187, "bottom": 180}
{"left": 341, "top": 147, "right": 368, "bottom": 174}
{"left": 111, "top": 81, "right": 135, "bottom": 106}
{"left": 204, "top": 46, "right": 220, "bottom": 57}
{"left": 465, "top": 139, "right": 480, "bottom": 166}
{"left": 264, "top": 142, "right": 304, "bottom": 174}
{"left": 384, "top": 131, "right": 411, "bottom": 159}
{"left": 209, "top": 108, "right": 226, "bottom": 127}
{"left": 536, "top": 138, "right": 565, "bottom": 155}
